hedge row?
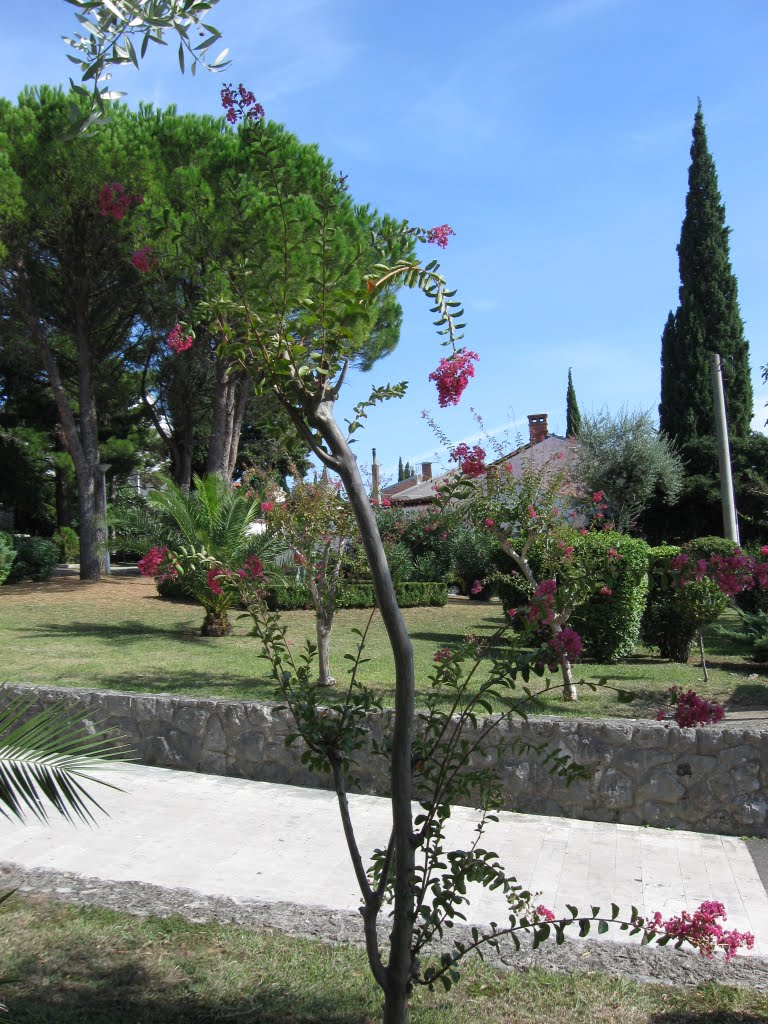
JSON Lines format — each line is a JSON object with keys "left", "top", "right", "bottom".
{"left": 158, "top": 577, "right": 448, "bottom": 610}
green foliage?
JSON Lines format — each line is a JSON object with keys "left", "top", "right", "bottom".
{"left": 264, "top": 580, "right": 448, "bottom": 611}
{"left": 659, "top": 103, "right": 753, "bottom": 444}
{"left": 640, "top": 542, "right": 729, "bottom": 662}
{"left": 570, "top": 533, "right": 650, "bottom": 663}
{"left": 0, "top": 532, "right": 16, "bottom": 586}
{"left": 447, "top": 526, "right": 498, "bottom": 597}
{"left": 53, "top": 526, "right": 79, "bottom": 563}
{"left": 736, "top": 608, "right": 768, "bottom": 662}
{"left": 565, "top": 368, "right": 581, "bottom": 437}
{"left": 575, "top": 408, "right": 684, "bottom": 532}
{"left": 6, "top": 536, "right": 59, "bottom": 583}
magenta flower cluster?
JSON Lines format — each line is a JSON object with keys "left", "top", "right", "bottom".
{"left": 528, "top": 578, "right": 557, "bottom": 627}
{"left": 547, "top": 627, "right": 583, "bottom": 662}
{"left": 168, "top": 323, "right": 193, "bottom": 354}
{"left": 221, "top": 83, "right": 265, "bottom": 125}
{"left": 131, "top": 246, "right": 155, "bottom": 273}
{"left": 433, "top": 648, "right": 452, "bottom": 664}
{"left": 668, "top": 550, "right": 768, "bottom": 597}
{"left": 657, "top": 687, "right": 725, "bottom": 728}
{"left": 646, "top": 901, "right": 754, "bottom": 961}
{"left": 428, "top": 348, "right": 478, "bottom": 407}
{"left": 449, "top": 442, "right": 486, "bottom": 478}
{"left": 137, "top": 546, "right": 178, "bottom": 584}
{"left": 426, "top": 224, "right": 455, "bottom": 249}
{"left": 98, "top": 182, "right": 143, "bottom": 220}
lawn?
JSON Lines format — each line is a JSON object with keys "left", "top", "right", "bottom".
{"left": 1, "top": 894, "right": 767, "bottom": 1024}
{"left": 1, "top": 575, "right": 766, "bottom": 719}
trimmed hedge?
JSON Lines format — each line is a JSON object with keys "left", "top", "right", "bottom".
{"left": 570, "top": 532, "right": 650, "bottom": 663}
{"left": 157, "top": 576, "right": 448, "bottom": 610}
{"left": 265, "top": 581, "right": 448, "bottom": 611}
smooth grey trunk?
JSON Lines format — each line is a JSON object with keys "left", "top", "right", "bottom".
{"left": 559, "top": 651, "right": 577, "bottom": 701}
{"left": 316, "top": 614, "right": 335, "bottom": 687}
{"left": 207, "top": 362, "right": 246, "bottom": 479}
{"left": 307, "top": 399, "right": 417, "bottom": 1020}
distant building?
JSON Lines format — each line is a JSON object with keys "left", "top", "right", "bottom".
{"left": 380, "top": 414, "right": 579, "bottom": 510}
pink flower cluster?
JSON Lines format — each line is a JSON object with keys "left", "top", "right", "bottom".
{"left": 667, "top": 550, "right": 768, "bottom": 596}
{"left": 428, "top": 348, "right": 478, "bottom": 407}
{"left": 426, "top": 224, "right": 455, "bottom": 248}
{"left": 449, "top": 442, "right": 486, "bottom": 478}
{"left": 240, "top": 554, "right": 265, "bottom": 580}
{"left": 137, "top": 546, "right": 178, "bottom": 583}
{"left": 138, "top": 546, "right": 168, "bottom": 577}
{"left": 534, "top": 904, "right": 555, "bottom": 922}
{"left": 433, "top": 648, "right": 452, "bottom": 664}
{"left": 657, "top": 687, "right": 725, "bottom": 728}
{"left": 470, "top": 579, "right": 484, "bottom": 595}
{"left": 547, "top": 627, "right": 583, "bottom": 662}
{"left": 168, "top": 323, "right": 193, "bottom": 354}
{"left": 221, "top": 83, "right": 265, "bottom": 124}
{"left": 528, "top": 578, "right": 557, "bottom": 627}
{"left": 646, "top": 901, "right": 754, "bottom": 962}
{"left": 98, "top": 182, "right": 143, "bottom": 220}
{"left": 131, "top": 246, "right": 155, "bottom": 273}
{"left": 260, "top": 501, "right": 274, "bottom": 513}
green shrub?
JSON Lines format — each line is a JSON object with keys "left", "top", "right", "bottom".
{"left": 263, "top": 580, "right": 448, "bottom": 611}
{"left": 640, "top": 542, "right": 730, "bottom": 662}
{"left": 448, "top": 526, "right": 499, "bottom": 598}
{"left": 6, "top": 536, "right": 60, "bottom": 583}
{"left": 0, "top": 532, "right": 16, "bottom": 586}
{"left": 53, "top": 526, "right": 79, "bottom": 563}
{"left": 570, "top": 532, "right": 650, "bottom": 663}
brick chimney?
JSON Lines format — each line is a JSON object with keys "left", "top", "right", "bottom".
{"left": 528, "top": 413, "right": 548, "bottom": 445}
{"left": 421, "top": 461, "right": 433, "bottom": 481}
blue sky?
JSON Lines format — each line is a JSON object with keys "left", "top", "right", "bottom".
{"left": 3, "top": 0, "right": 768, "bottom": 483}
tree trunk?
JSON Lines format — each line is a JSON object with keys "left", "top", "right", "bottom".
{"left": 77, "top": 466, "right": 100, "bottom": 580}
{"left": 307, "top": 400, "right": 416, "bottom": 1017}
{"left": 201, "top": 611, "right": 231, "bottom": 636}
{"left": 54, "top": 429, "right": 74, "bottom": 529}
{"left": 207, "top": 356, "right": 235, "bottom": 477}
{"left": 225, "top": 377, "right": 248, "bottom": 479}
{"left": 559, "top": 652, "right": 577, "bottom": 702}
{"left": 316, "top": 613, "right": 335, "bottom": 687}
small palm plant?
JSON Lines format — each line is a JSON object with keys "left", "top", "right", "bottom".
{"left": 125, "top": 474, "right": 282, "bottom": 636}
{"left": 0, "top": 687, "right": 128, "bottom": 824}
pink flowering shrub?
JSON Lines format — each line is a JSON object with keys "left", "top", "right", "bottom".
{"left": 98, "top": 182, "right": 143, "bottom": 220}
{"left": 428, "top": 349, "right": 478, "bottom": 408}
{"left": 168, "top": 323, "right": 194, "bottom": 354}
{"left": 220, "top": 83, "right": 265, "bottom": 124}
{"left": 657, "top": 687, "right": 725, "bottom": 728}
{"left": 131, "top": 246, "right": 155, "bottom": 273}
{"left": 449, "top": 442, "right": 486, "bottom": 478}
{"left": 646, "top": 901, "right": 753, "bottom": 961}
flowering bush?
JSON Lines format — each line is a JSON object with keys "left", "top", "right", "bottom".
{"left": 656, "top": 686, "right": 725, "bottom": 727}
{"left": 449, "top": 442, "right": 486, "bottom": 478}
{"left": 646, "top": 901, "right": 753, "bottom": 961}
{"left": 167, "top": 323, "right": 194, "bottom": 354}
{"left": 98, "top": 181, "right": 143, "bottom": 220}
{"left": 130, "top": 246, "right": 155, "bottom": 273}
{"left": 428, "top": 348, "right": 478, "bottom": 407}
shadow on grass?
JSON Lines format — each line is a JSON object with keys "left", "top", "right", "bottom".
{"left": 3, "top": 960, "right": 375, "bottom": 1024}
{"left": 72, "top": 668, "right": 275, "bottom": 697}
{"left": 727, "top": 684, "right": 768, "bottom": 708}
{"left": 21, "top": 620, "right": 207, "bottom": 645}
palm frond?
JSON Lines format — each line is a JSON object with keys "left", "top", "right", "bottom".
{"left": 0, "top": 689, "right": 131, "bottom": 825}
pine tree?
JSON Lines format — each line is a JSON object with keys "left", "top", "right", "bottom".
{"left": 566, "top": 368, "right": 582, "bottom": 436}
{"left": 659, "top": 102, "right": 752, "bottom": 444}
{"left": 398, "top": 456, "right": 404, "bottom": 481}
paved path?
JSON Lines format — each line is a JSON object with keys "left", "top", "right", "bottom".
{"left": 2, "top": 763, "right": 768, "bottom": 962}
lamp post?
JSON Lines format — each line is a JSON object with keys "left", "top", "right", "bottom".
{"left": 97, "top": 463, "right": 112, "bottom": 575}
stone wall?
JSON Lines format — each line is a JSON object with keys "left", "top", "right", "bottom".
{"left": 6, "top": 684, "right": 767, "bottom": 837}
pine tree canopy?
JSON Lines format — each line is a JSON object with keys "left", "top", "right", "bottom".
{"left": 566, "top": 368, "right": 582, "bottom": 436}
{"left": 659, "top": 102, "right": 752, "bottom": 444}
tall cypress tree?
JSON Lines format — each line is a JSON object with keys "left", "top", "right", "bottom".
{"left": 566, "top": 367, "right": 582, "bottom": 436}
{"left": 659, "top": 102, "right": 752, "bottom": 443}
{"left": 398, "top": 456, "right": 404, "bottom": 481}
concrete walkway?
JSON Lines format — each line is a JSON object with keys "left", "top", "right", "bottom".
{"left": 2, "top": 764, "right": 768, "bottom": 969}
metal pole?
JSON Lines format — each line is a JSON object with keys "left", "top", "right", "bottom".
{"left": 709, "top": 353, "right": 740, "bottom": 544}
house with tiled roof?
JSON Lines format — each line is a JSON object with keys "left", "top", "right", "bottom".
{"left": 380, "top": 414, "right": 579, "bottom": 509}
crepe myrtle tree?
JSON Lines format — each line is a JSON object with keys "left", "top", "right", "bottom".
{"left": 70, "top": 14, "right": 755, "bottom": 1022}
{"left": 261, "top": 475, "right": 357, "bottom": 688}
